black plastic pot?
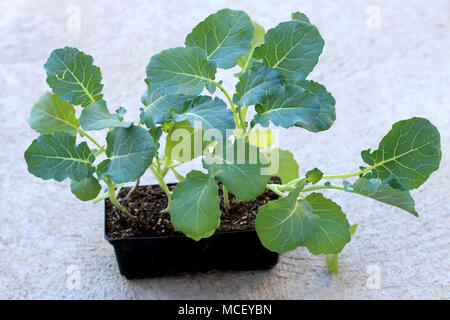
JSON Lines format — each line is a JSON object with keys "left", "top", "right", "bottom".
{"left": 105, "top": 198, "right": 279, "bottom": 279}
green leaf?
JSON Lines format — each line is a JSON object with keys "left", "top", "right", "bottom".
{"left": 140, "top": 84, "right": 194, "bottom": 126}
{"left": 165, "top": 120, "right": 212, "bottom": 164}
{"left": 24, "top": 132, "right": 94, "bottom": 182}
{"left": 233, "top": 64, "right": 283, "bottom": 106}
{"left": 28, "top": 92, "right": 80, "bottom": 135}
{"left": 170, "top": 170, "right": 221, "bottom": 241}
{"left": 103, "top": 126, "right": 156, "bottom": 183}
{"left": 304, "top": 193, "right": 351, "bottom": 254}
{"left": 172, "top": 96, "right": 235, "bottom": 137}
{"left": 349, "top": 223, "right": 358, "bottom": 236}
{"left": 255, "top": 187, "right": 319, "bottom": 253}
{"left": 326, "top": 254, "right": 339, "bottom": 275}
{"left": 44, "top": 47, "right": 103, "bottom": 107}
{"left": 350, "top": 177, "right": 418, "bottom": 216}
{"left": 361, "top": 117, "right": 441, "bottom": 190}
{"left": 115, "top": 106, "right": 127, "bottom": 119}
{"left": 271, "top": 148, "right": 299, "bottom": 183}
{"left": 253, "top": 84, "right": 321, "bottom": 129}
{"left": 185, "top": 9, "right": 254, "bottom": 69}
{"left": 79, "top": 100, "right": 132, "bottom": 130}
{"left": 203, "top": 139, "right": 270, "bottom": 201}
{"left": 248, "top": 129, "right": 275, "bottom": 150}
{"left": 236, "top": 20, "right": 265, "bottom": 76}
{"left": 291, "top": 12, "right": 311, "bottom": 23}
{"left": 254, "top": 20, "right": 324, "bottom": 83}
{"left": 295, "top": 80, "right": 336, "bottom": 132}
{"left": 306, "top": 168, "right": 323, "bottom": 184}
{"left": 146, "top": 46, "right": 216, "bottom": 96}
{"left": 70, "top": 176, "right": 101, "bottom": 201}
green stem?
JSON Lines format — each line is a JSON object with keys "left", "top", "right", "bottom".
{"left": 267, "top": 184, "right": 287, "bottom": 198}
{"left": 150, "top": 165, "right": 172, "bottom": 212}
{"left": 222, "top": 185, "right": 230, "bottom": 211}
{"left": 104, "top": 177, "right": 126, "bottom": 212}
{"left": 77, "top": 128, "right": 102, "bottom": 149}
{"left": 302, "top": 185, "right": 345, "bottom": 192}
{"left": 214, "top": 81, "right": 241, "bottom": 129}
{"left": 171, "top": 167, "right": 185, "bottom": 181}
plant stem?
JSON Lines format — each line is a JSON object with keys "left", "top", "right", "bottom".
{"left": 301, "top": 184, "right": 345, "bottom": 192}
{"left": 150, "top": 165, "right": 172, "bottom": 212}
{"left": 222, "top": 185, "right": 230, "bottom": 212}
{"left": 77, "top": 128, "right": 103, "bottom": 149}
{"left": 104, "top": 177, "right": 134, "bottom": 218}
{"left": 171, "top": 167, "right": 185, "bottom": 181}
{"left": 322, "top": 169, "right": 370, "bottom": 180}
{"left": 267, "top": 184, "right": 287, "bottom": 198}
{"left": 125, "top": 177, "right": 140, "bottom": 200}
{"left": 214, "top": 81, "right": 242, "bottom": 129}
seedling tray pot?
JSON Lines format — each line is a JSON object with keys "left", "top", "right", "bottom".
{"left": 105, "top": 206, "right": 278, "bottom": 279}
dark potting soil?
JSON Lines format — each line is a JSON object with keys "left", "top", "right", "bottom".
{"left": 105, "top": 177, "right": 280, "bottom": 239}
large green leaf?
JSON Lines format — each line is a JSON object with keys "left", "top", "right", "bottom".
{"left": 70, "top": 176, "right": 101, "bottom": 201}
{"left": 28, "top": 92, "right": 79, "bottom": 135}
{"left": 254, "top": 20, "right": 324, "bottom": 83}
{"left": 236, "top": 20, "right": 265, "bottom": 75}
{"left": 361, "top": 117, "right": 441, "bottom": 190}
{"left": 172, "top": 96, "right": 235, "bottom": 137}
{"left": 233, "top": 64, "right": 283, "bottom": 106}
{"left": 271, "top": 148, "right": 299, "bottom": 183}
{"left": 295, "top": 80, "right": 336, "bottom": 132}
{"left": 44, "top": 47, "right": 103, "bottom": 107}
{"left": 79, "top": 100, "right": 132, "bottom": 130}
{"left": 185, "top": 9, "right": 254, "bottom": 69}
{"left": 24, "top": 131, "right": 94, "bottom": 182}
{"left": 253, "top": 84, "right": 320, "bottom": 129}
{"left": 140, "top": 84, "right": 194, "bottom": 126}
{"left": 203, "top": 139, "right": 270, "bottom": 201}
{"left": 255, "top": 187, "right": 319, "bottom": 253}
{"left": 350, "top": 177, "right": 418, "bottom": 216}
{"left": 170, "top": 170, "right": 221, "bottom": 240}
{"left": 103, "top": 126, "right": 156, "bottom": 183}
{"left": 165, "top": 120, "right": 212, "bottom": 164}
{"left": 304, "top": 193, "right": 351, "bottom": 255}
{"left": 146, "top": 46, "right": 216, "bottom": 96}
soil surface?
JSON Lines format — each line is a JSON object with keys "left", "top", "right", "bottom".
{"left": 105, "top": 177, "right": 280, "bottom": 239}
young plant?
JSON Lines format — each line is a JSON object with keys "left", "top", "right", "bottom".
{"left": 24, "top": 9, "right": 442, "bottom": 275}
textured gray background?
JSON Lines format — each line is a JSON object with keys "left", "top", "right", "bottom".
{"left": 0, "top": 0, "right": 449, "bottom": 299}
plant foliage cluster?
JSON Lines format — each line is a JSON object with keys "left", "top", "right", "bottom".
{"left": 25, "top": 9, "right": 441, "bottom": 273}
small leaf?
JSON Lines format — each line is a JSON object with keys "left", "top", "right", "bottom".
{"left": 291, "top": 12, "right": 311, "bottom": 23}
{"left": 140, "top": 84, "right": 194, "bottom": 126}
{"left": 306, "top": 168, "right": 323, "bottom": 184}
{"left": 295, "top": 80, "right": 336, "bottom": 132}
{"left": 326, "top": 254, "right": 339, "bottom": 275}
{"left": 115, "top": 106, "right": 127, "bottom": 119}
{"left": 185, "top": 9, "right": 254, "bottom": 69}
{"left": 170, "top": 170, "right": 221, "bottom": 241}
{"left": 233, "top": 64, "right": 283, "bottom": 106}
{"left": 350, "top": 177, "right": 419, "bottom": 216}
{"left": 24, "top": 132, "right": 94, "bottom": 182}
{"left": 205, "top": 82, "right": 216, "bottom": 94}
{"left": 28, "top": 92, "right": 79, "bottom": 135}
{"left": 79, "top": 100, "right": 132, "bottom": 130}
{"left": 165, "top": 120, "right": 212, "bottom": 164}
{"left": 203, "top": 139, "right": 270, "bottom": 201}
{"left": 172, "top": 96, "right": 235, "bottom": 137}
{"left": 146, "top": 46, "right": 216, "bottom": 96}
{"left": 255, "top": 187, "right": 319, "bottom": 253}
{"left": 70, "top": 176, "right": 101, "bottom": 201}
{"left": 103, "top": 126, "right": 156, "bottom": 183}
{"left": 361, "top": 117, "right": 441, "bottom": 190}
{"left": 349, "top": 224, "right": 358, "bottom": 236}
{"left": 271, "top": 148, "right": 299, "bottom": 183}
{"left": 304, "top": 193, "right": 351, "bottom": 255}
{"left": 44, "top": 47, "right": 103, "bottom": 107}
{"left": 343, "top": 180, "right": 353, "bottom": 192}
{"left": 253, "top": 84, "right": 321, "bottom": 129}
{"left": 236, "top": 20, "right": 265, "bottom": 76}
{"left": 148, "top": 125, "right": 163, "bottom": 149}
{"left": 254, "top": 20, "right": 324, "bottom": 83}
{"left": 248, "top": 129, "right": 275, "bottom": 150}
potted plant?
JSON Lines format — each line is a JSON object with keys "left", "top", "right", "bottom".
{"left": 25, "top": 9, "right": 442, "bottom": 279}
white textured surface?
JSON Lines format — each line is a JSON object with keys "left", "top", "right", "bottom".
{"left": 0, "top": 0, "right": 449, "bottom": 299}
